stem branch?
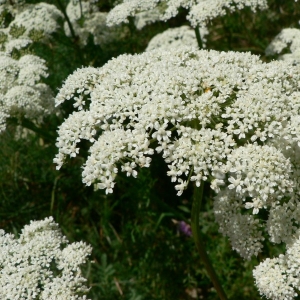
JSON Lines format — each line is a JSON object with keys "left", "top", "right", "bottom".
{"left": 8, "top": 117, "right": 54, "bottom": 141}
{"left": 191, "top": 183, "right": 228, "bottom": 300}
{"left": 55, "top": 0, "right": 85, "bottom": 64}
{"left": 194, "top": 26, "right": 203, "bottom": 49}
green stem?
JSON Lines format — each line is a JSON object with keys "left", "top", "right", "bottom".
{"left": 191, "top": 183, "right": 228, "bottom": 300}
{"left": 50, "top": 175, "right": 62, "bottom": 215}
{"left": 194, "top": 26, "right": 203, "bottom": 49}
{"left": 79, "top": 0, "right": 83, "bottom": 19}
{"left": 55, "top": 0, "right": 77, "bottom": 40}
{"left": 8, "top": 117, "right": 55, "bottom": 141}
{"left": 55, "top": 0, "right": 85, "bottom": 64}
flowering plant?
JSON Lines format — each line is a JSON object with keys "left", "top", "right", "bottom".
{"left": 0, "top": 217, "right": 92, "bottom": 299}
{"left": 266, "top": 27, "right": 300, "bottom": 65}
{"left": 0, "top": 1, "right": 61, "bottom": 133}
{"left": 106, "top": 0, "right": 268, "bottom": 28}
{"left": 1, "top": 0, "right": 300, "bottom": 299}
{"left": 54, "top": 47, "right": 300, "bottom": 299}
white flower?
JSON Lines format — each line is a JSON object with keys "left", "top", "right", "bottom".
{"left": 0, "top": 2, "right": 60, "bottom": 132}
{"left": 2, "top": 38, "right": 32, "bottom": 55}
{"left": 266, "top": 28, "right": 300, "bottom": 65}
{"left": 146, "top": 25, "right": 208, "bottom": 51}
{"left": 64, "top": 0, "right": 125, "bottom": 47}
{"left": 0, "top": 53, "right": 55, "bottom": 132}
{"left": 228, "top": 175, "right": 243, "bottom": 193}
{"left": 0, "top": 217, "right": 92, "bottom": 299}
{"left": 210, "top": 178, "right": 224, "bottom": 192}
{"left": 0, "top": 2, "right": 63, "bottom": 57}
{"left": 245, "top": 198, "right": 262, "bottom": 214}
{"left": 253, "top": 256, "right": 297, "bottom": 300}
{"left": 175, "top": 178, "right": 188, "bottom": 196}
{"left": 106, "top": 0, "right": 267, "bottom": 28}
{"left": 121, "top": 161, "right": 138, "bottom": 177}
{"left": 134, "top": 8, "right": 162, "bottom": 30}
{"left": 223, "top": 144, "right": 294, "bottom": 213}
{"left": 214, "top": 189, "right": 264, "bottom": 259}
{"left": 54, "top": 48, "right": 300, "bottom": 199}
{"left": 54, "top": 48, "right": 300, "bottom": 272}
{"left": 18, "top": 54, "right": 48, "bottom": 85}
{"left": 187, "top": 0, "right": 267, "bottom": 27}
{"left": 0, "top": 0, "right": 25, "bottom": 24}
{"left": 253, "top": 233, "right": 300, "bottom": 300}
{"left": 8, "top": 3, "right": 63, "bottom": 39}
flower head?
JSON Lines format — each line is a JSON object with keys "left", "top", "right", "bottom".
{"left": 0, "top": 53, "right": 54, "bottom": 132}
{"left": 64, "top": 0, "right": 125, "bottom": 47}
{"left": 178, "top": 221, "right": 192, "bottom": 237}
{"left": 146, "top": 25, "right": 208, "bottom": 51}
{"left": 8, "top": 3, "right": 63, "bottom": 38}
{"left": 266, "top": 28, "right": 300, "bottom": 65}
{"left": 106, "top": 0, "right": 268, "bottom": 28}
{"left": 253, "top": 232, "right": 300, "bottom": 300}
{"left": 55, "top": 48, "right": 300, "bottom": 264}
{"left": 0, "top": 217, "right": 92, "bottom": 299}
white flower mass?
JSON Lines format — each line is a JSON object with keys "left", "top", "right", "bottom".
{"left": 0, "top": 51, "right": 55, "bottom": 131}
{"left": 0, "top": 0, "right": 25, "bottom": 25}
{"left": 0, "top": 2, "right": 63, "bottom": 42}
{"left": 0, "top": 0, "right": 298, "bottom": 298}
{"left": 54, "top": 48, "right": 299, "bottom": 196}
{"left": 106, "top": 0, "right": 268, "bottom": 28}
{"left": 0, "top": 1, "right": 60, "bottom": 131}
{"left": 253, "top": 233, "right": 300, "bottom": 300}
{"left": 266, "top": 27, "right": 300, "bottom": 65}
{"left": 0, "top": 0, "right": 63, "bottom": 56}
{"left": 1, "top": 0, "right": 300, "bottom": 298}
{"left": 134, "top": 8, "right": 162, "bottom": 30}
{"left": 64, "top": 0, "right": 124, "bottom": 47}
{"left": 54, "top": 48, "right": 300, "bottom": 282}
{"left": 0, "top": 217, "right": 92, "bottom": 299}
{"left": 146, "top": 25, "right": 208, "bottom": 51}
{"left": 9, "top": 2, "right": 63, "bottom": 38}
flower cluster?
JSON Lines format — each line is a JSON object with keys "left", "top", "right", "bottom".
{"left": 134, "top": 8, "right": 162, "bottom": 30}
{"left": 253, "top": 232, "right": 300, "bottom": 300}
{"left": 0, "top": 51, "right": 54, "bottom": 132}
{"left": 266, "top": 27, "right": 300, "bottom": 65}
{"left": 0, "top": 2, "right": 62, "bottom": 132}
{"left": 146, "top": 25, "right": 207, "bottom": 51}
{"left": 213, "top": 143, "right": 295, "bottom": 259}
{"left": 54, "top": 48, "right": 299, "bottom": 190}
{"left": 54, "top": 48, "right": 300, "bottom": 285}
{"left": 64, "top": 0, "right": 126, "bottom": 47}
{"left": 106, "top": 0, "right": 268, "bottom": 28}
{"left": 0, "top": 2, "right": 63, "bottom": 43}
{"left": 0, "top": 0, "right": 25, "bottom": 24}
{"left": 9, "top": 3, "right": 63, "bottom": 38}
{"left": 54, "top": 47, "right": 300, "bottom": 263}
{"left": 0, "top": 217, "right": 92, "bottom": 299}
{"left": 214, "top": 189, "right": 264, "bottom": 259}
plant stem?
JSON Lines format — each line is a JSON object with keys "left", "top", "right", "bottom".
{"left": 50, "top": 175, "right": 62, "bottom": 215}
{"left": 55, "top": 0, "right": 77, "bottom": 40}
{"left": 194, "top": 26, "right": 203, "bottom": 49}
{"left": 8, "top": 117, "right": 55, "bottom": 141}
{"left": 55, "top": 0, "right": 85, "bottom": 64}
{"left": 191, "top": 183, "right": 228, "bottom": 300}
